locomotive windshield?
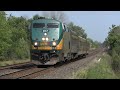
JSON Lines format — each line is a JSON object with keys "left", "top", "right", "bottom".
{"left": 33, "top": 23, "right": 45, "bottom": 28}
{"left": 47, "top": 23, "right": 59, "bottom": 28}
{"left": 31, "top": 20, "right": 60, "bottom": 41}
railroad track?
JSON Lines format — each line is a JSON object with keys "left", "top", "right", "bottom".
{"left": 0, "top": 48, "right": 104, "bottom": 79}
{"left": 18, "top": 67, "right": 53, "bottom": 79}
{"left": 0, "top": 65, "right": 54, "bottom": 79}
{"left": 0, "top": 64, "right": 37, "bottom": 79}
{"left": 0, "top": 61, "right": 33, "bottom": 70}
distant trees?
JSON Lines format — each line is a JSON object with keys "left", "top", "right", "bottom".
{"left": 33, "top": 14, "right": 40, "bottom": 20}
{"left": 67, "top": 22, "right": 87, "bottom": 38}
{"left": 87, "top": 38, "right": 101, "bottom": 49}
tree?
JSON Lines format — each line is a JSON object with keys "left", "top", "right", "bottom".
{"left": 67, "top": 22, "right": 87, "bottom": 38}
{"left": 0, "top": 11, "right": 12, "bottom": 60}
{"left": 107, "top": 25, "right": 120, "bottom": 50}
{"left": 33, "top": 14, "right": 40, "bottom": 20}
{"left": 107, "top": 25, "right": 120, "bottom": 71}
{"left": 87, "top": 38, "right": 100, "bottom": 49}
{"left": 6, "top": 15, "right": 30, "bottom": 59}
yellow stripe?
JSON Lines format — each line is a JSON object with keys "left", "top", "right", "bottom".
{"left": 32, "top": 45, "right": 52, "bottom": 50}
{"left": 32, "top": 39, "right": 63, "bottom": 50}
{"left": 56, "top": 39, "right": 63, "bottom": 50}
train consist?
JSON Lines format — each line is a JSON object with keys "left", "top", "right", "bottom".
{"left": 29, "top": 17, "right": 90, "bottom": 65}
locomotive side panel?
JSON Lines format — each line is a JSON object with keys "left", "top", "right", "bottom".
{"left": 70, "top": 35, "right": 79, "bottom": 53}
{"left": 78, "top": 38, "right": 84, "bottom": 55}
{"left": 63, "top": 32, "right": 71, "bottom": 58}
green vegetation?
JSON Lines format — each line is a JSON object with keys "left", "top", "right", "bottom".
{"left": 73, "top": 53, "right": 118, "bottom": 79}
{"left": 67, "top": 22, "right": 87, "bottom": 38}
{"left": 0, "top": 11, "right": 30, "bottom": 61}
{"left": 105, "top": 25, "right": 120, "bottom": 72}
{"left": 87, "top": 38, "right": 101, "bottom": 49}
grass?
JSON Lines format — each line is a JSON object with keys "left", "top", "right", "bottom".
{"left": 0, "top": 59, "right": 30, "bottom": 67}
{"left": 72, "top": 53, "right": 118, "bottom": 79}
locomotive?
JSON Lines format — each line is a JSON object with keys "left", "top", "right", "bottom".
{"left": 29, "top": 17, "right": 90, "bottom": 65}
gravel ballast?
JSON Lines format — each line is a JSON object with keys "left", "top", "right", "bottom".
{"left": 35, "top": 50, "right": 103, "bottom": 79}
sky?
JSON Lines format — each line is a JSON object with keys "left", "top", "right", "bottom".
{"left": 5, "top": 11, "right": 120, "bottom": 43}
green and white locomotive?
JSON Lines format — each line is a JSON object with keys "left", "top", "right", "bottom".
{"left": 29, "top": 17, "right": 90, "bottom": 65}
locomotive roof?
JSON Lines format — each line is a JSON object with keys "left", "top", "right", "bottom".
{"left": 32, "top": 18, "right": 61, "bottom": 23}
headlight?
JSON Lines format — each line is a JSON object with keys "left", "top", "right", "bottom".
{"left": 52, "top": 42, "right": 56, "bottom": 46}
{"left": 46, "top": 37, "right": 49, "bottom": 41}
{"left": 34, "top": 42, "right": 38, "bottom": 46}
{"left": 42, "top": 37, "right": 45, "bottom": 41}
{"left": 44, "top": 33, "right": 47, "bottom": 36}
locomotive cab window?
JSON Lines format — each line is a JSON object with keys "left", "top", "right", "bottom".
{"left": 33, "top": 23, "right": 45, "bottom": 28}
{"left": 47, "top": 23, "right": 59, "bottom": 28}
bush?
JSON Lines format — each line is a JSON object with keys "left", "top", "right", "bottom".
{"left": 0, "top": 12, "right": 30, "bottom": 61}
{"left": 73, "top": 54, "right": 117, "bottom": 79}
{"left": 14, "top": 38, "right": 30, "bottom": 59}
{"left": 111, "top": 49, "right": 120, "bottom": 72}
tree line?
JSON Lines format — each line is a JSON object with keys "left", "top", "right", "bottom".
{"left": 0, "top": 11, "right": 100, "bottom": 61}
{"left": 104, "top": 24, "right": 120, "bottom": 71}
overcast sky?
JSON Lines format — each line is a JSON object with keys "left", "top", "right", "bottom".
{"left": 5, "top": 11, "right": 120, "bottom": 43}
